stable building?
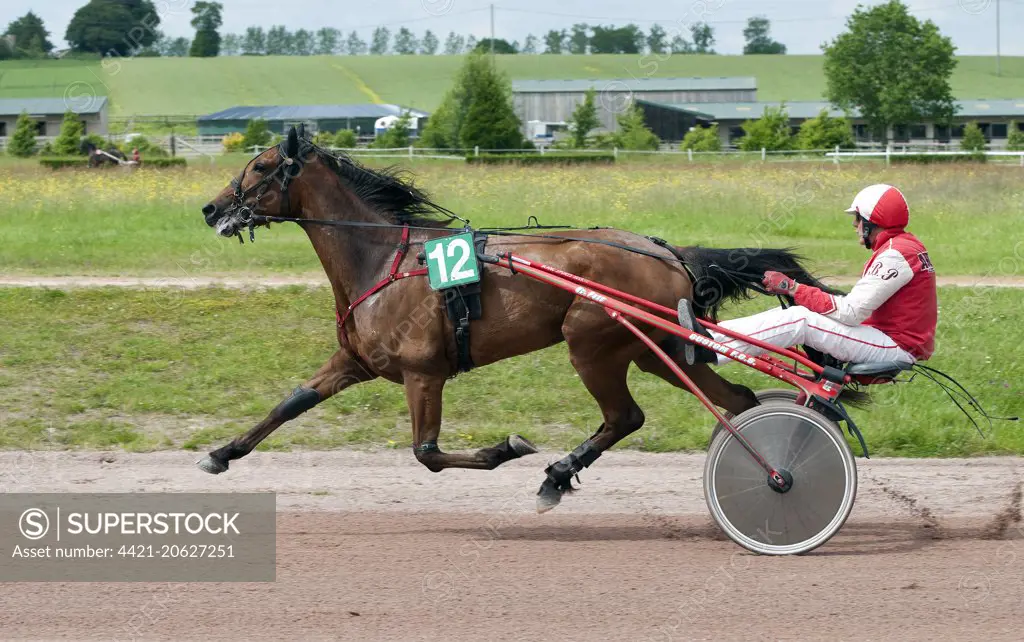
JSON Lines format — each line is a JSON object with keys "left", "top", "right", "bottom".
{"left": 0, "top": 96, "right": 109, "bottom": 137}
{"left": 196, "top": 104, "right": 429, "bottom": 137}
{"left": 512, "top": 77, "right": 757, "bottom": 140}
{"left": 638, "top": 99, "right": 1024, "bottom": 147}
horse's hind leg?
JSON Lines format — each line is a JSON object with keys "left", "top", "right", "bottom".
{"left": 536, "top": 331, "right": 646, "bottom": 513}
{"left": 196, "top": 348, "right": 377, "bottom": 474}
{"left": 404, "top": 371, "right": 538, "bottom": 473}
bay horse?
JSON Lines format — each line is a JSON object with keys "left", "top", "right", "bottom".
{"left": 198, "top": 127, "right": 839, "bottom": 512}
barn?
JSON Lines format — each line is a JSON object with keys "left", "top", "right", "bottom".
{"left": 0, "top": 96, "right": 109, "bottom": 137}
{"left": 512, "top": 77, "right": 756, "bottom": 139}
{"left": 197, "top": 104, "right": 430, "bottom": 137}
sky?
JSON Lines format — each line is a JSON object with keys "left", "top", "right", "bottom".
{"left": 6, "top": 0, "right": 1023, "bottom": 56}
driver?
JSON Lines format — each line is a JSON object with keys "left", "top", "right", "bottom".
{"left": 680, "top": 184, "right": 937, "bottom": 366}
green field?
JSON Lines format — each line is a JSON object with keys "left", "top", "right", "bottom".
{"left": 2, "top": 54, "right": 1023, "bottom": 116}
{"left": 1, "top": 160, "right": 1021, "bottom": 277}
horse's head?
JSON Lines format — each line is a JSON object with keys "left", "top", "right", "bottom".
{"left": 202, "top": 126, "right": 311, "bottom": 239}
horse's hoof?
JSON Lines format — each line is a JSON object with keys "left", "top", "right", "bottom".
{"left": 196, "top": 455, "right": 228, "bottom": 475}
{"left": 509, "top": 434, "right": 538, "bottom": 457}
{"left": 536, "top": 480, "right": 562, "bottom": 514}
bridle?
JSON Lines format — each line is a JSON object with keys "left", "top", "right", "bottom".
{"left": 227, "top": 140, "right": 309, "bottom": 242}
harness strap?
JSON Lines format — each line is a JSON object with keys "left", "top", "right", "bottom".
{"left": 337, "top": 226, "right": 428, "bottom": 349}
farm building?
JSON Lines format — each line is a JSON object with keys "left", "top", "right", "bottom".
{"left": 639, "top": 99, "right": 1024, "bottom": 147}
{"left": 512, "top": 77, "right": 756, "bottom": 140}
{"left": 0, "top": 96, "right": 109, "bottom": 137}
{"left": 196, "top": 104, "right": 429, "bottom": 137}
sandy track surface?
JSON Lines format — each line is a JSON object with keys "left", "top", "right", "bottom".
{"left": 0, "top": 451, "right": 1022, "bottom": 641}
{"left": 2, "top": 275, "right": 1023, "bottom": 289}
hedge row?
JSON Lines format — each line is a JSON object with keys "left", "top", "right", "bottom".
{"left": 889, "top": 153, "right": 987, "bottom": 165}
{"left": 39, "top": 157, "right": 188, "bottom": 169}
{"left": 466, "top": 153, "right": 615, "bottom": 166}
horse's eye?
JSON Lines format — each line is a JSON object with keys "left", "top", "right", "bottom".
{"left": 253, "top": 162, "right": 265, "bottom": 173}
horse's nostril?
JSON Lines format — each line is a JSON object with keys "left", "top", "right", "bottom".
{"left": 202, "top": 203, "right": 217, "bottom": 217}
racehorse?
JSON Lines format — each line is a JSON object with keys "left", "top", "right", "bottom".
{"left": 198, "top": 127, "right": 842, "bottom": 512}
{"left": 80, "top": 140, "right": 127, "bottom": 168}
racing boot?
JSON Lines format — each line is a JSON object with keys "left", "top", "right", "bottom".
{"left": 677, "top": 298, "right": 719, "bottom": 365}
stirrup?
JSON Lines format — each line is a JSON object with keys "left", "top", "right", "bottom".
{"left": 677, "top": 299, "right": 718, "bottom": 365}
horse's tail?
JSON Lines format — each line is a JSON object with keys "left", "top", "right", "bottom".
{"left": 673, "top": 245, "right": 841, "bottom": 321}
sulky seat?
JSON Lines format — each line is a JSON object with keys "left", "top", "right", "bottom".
{"left": 845, "top": 360, "right": 914, "bottom": 383}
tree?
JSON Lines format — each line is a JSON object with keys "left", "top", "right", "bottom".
{"left": 823, "top": 1, "right": 956, "bottom": 142}
{"left": 738, "top": 104, "right": 793, "bottom": 151}
{"left": 614, "top": 103, "right": 660, "bottom": 150}
{"left": 165, "top": 37, "right": 190, "bottom": 57}
{"left": 242, "top": 119, "right": 272, "bottom": 151}
{"left": 65, "top": 0, "right": 160, "bottom": 56}
{"left": 370, "top": 27, "right": 390, "bottom": 55}
{"left": 420, "top": 30, "right": 439, "bottom": 55}
{"left": 670, "top": 35, "right": 692, "bottom": 54}
{"left": 221, "top": 33, "right": 241, "bottom": 55}
{"left": 474, "top": 38, "right": 517, "bottom": 55}
{"left": 292, "top": 29, "right": 314, "bottom": 55}
{"left": 5, "top": 11, "right": 54, "bottom": 57}
{"left": 345, "top": 31, "right": 367, "bottom": 55}
{"left": 647, "top": 24, "right": 667, "bottom": 54}
{"left": 0, "top": 38, "right": 13, "bottom": 60}
{"left": 681, "top": 125, "right": 722, "bottom": 152}
{"left": 418, "top": 53, "right": 524, "bottom": 150}
{"left": 795, "top": 110, "right": 854, "bottom": 150}
{"left": 189, "top": 1, "right": 222, "bottom": 57}
{"left": 568, "top": 24, "right": 589, "bottom": 54}
{"left": 960, "top": 122, "right": 986, "bottom": 151}
{"left": 443, "top": 32, "right": 464, "bottom": 55}
{"left": 464, "top": 35, "right": 478, "bottom": 53}
{"left": 373, "top": 111, "right": 413, "bottom": 148}
{"left": 691, "top": 22, "right": 715, "bottom": 54}
{"left": 1007, "top": 122, "right": 1024, "bottom": 152}
{"left": 743, "top": 16, "right": 786, "bottom": 55}
{"left": 315, "top": 28, "right": 340, "bottom": 55}
{"left": 543, "top": 30, "right": 566, "bottom": 54}
{"left": 590, "top": 25, "right": 645, "bottom": 54}
{"left": 334, "top": 129, "right": 358, "bottom": 148}
{"left": 242, "top": 27, "right": 265, "bottom": 55}
{"left": 265, "top": 26, "right": 291, "bottom": 55}
{"left": 7, "top": 112, "right": 38, "bottom": 157}
{"left": 393, "top": 27, "right": 418, "bottom": 55}
{"left": 521, "top": 34, "right": 538, "bottom": 54}
{"left": 52, "top": 111, "right": 86, "bottom": 156}
{"left": 568, "top": 89, "right": 600, "bottom": 148}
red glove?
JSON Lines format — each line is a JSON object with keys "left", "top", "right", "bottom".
{"left": 762, "top": 271, "right": 799, "bottom": 295}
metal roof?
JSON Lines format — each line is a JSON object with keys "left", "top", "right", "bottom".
{"left": 198, "top": 104, "right": 429, "bottom": 122}
{"left": 639, "top": 99, "right": 1024, "bottom": 121}
{"left": 512, "top": 77, "right": 757, "bottom": 93}
{"left": 0, "top": 96, "right": 107, "bottom": 116}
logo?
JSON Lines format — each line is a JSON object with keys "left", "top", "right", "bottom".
{"left": 918, "top": 252, "right": 935, "bottom": 273}
{"left": 19, "top": 508, "right": 49, "bottom": 540}
{"left": 958, "top": 0, "right": 991, "bottom": 15}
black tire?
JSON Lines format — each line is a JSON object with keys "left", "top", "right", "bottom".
{"left": 704, "top": 403, "right": 857, "bottom": 555}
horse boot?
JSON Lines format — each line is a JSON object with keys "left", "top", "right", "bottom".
{"left": 677, "top": 298, "right": 719, "bottom": 365}
{"left": 536, "top": 439, "right": 601, "bottom": 513}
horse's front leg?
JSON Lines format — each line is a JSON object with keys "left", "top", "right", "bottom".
{"left": 196, "top": 348, "right": 377, "bottom": 474}
{"left": 404, "top": 371, "right": 537, "bottom": 473}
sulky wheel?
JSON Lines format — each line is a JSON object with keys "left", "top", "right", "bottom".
{"left": 707, "top": 388, "right": 801, "bottom": 448}
{"left": 704, "top": 403, "right": 857, "bottom": 555}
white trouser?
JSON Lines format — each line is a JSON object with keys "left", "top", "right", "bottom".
{"left": 709, "top": 306, "right": 915, "bottom": 366}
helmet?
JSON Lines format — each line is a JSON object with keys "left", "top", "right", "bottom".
{"left": 844, "top": 184, "right": 909, "bottom": 229}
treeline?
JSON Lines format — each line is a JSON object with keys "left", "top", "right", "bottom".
{"left": 1, "top": 1, "right": 788, "bottom": 59}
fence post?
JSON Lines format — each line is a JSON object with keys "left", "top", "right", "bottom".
{"left": 687, "top": 148, "right": 693, "bottom": 162}
{"left": 540, "top": 145, "right": 545, "bottom": 155}
{"left": 408, "top": 145, "right": 413, "bottom": 158}
{"left": 613, "top": 146, "right": 618, "bottom": 160}
{"left": 885, "top": 143, "right": 891, "bottom": 167}
{"left": 474, "top": 146, "right": 479, "bottom": 157}
{"left": 1020, "top": 152, "right": 1023, "bottom": 167}
{"left": 833, "top": 145, "right": 839, "bottom": 166}
{"left": 761, "top": 147, "right": 766, "bottom": 162}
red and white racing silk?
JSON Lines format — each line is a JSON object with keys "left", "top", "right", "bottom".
{"left": 711, "top": 184, "right": 938, "bottom": 365}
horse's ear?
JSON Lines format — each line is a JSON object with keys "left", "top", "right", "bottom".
{"left": 286, "top": 126, "right": 299, "bottom": 158}
{"left": 298, "top": 123, "right": 306, "bottom": 140}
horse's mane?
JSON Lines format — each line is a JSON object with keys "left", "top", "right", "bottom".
{"left": 309, "top": 144, "right": 456, "bottom": 228}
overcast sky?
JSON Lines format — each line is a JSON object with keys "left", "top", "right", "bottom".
{"left": 7, "top": 0, "right": 1022, "bottom": 56}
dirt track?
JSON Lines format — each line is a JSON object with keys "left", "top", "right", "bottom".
{"left": 1, "top": 451, "right": 1022, "bottom": 641}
